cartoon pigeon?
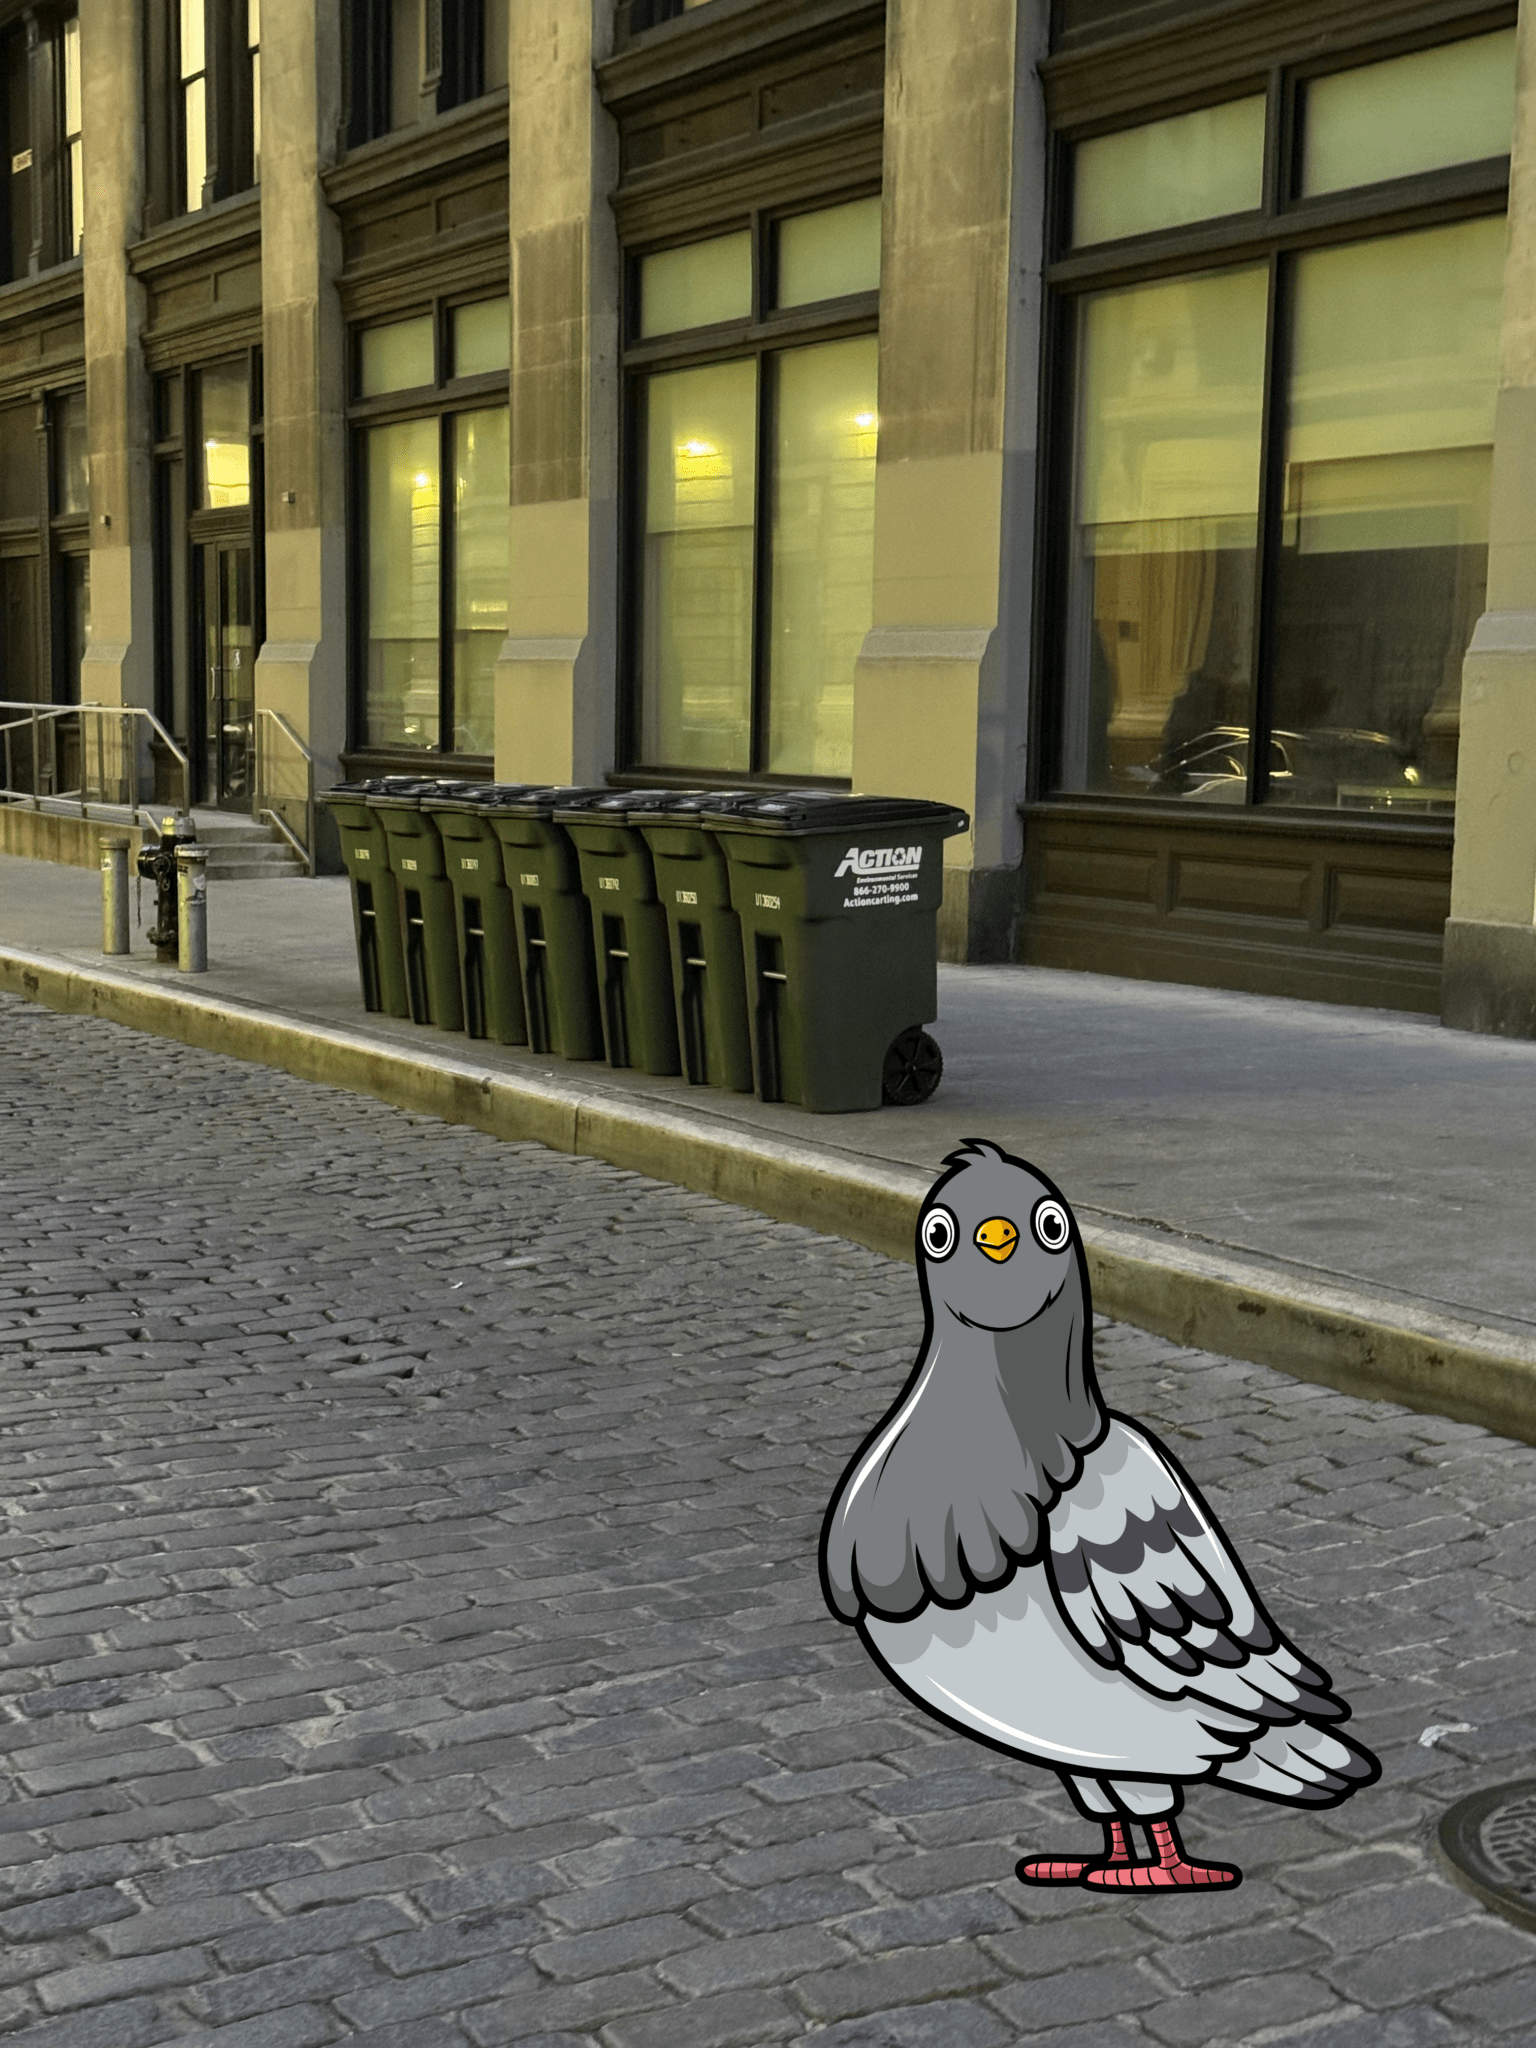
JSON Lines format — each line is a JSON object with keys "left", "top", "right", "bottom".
{"left": 819, "top": 1141, "right": 1379, "bottom": 1890}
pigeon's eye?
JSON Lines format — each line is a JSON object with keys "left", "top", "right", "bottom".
{"left": 1032, "top": 1198, "right": 1070, "bottom": 1251}
{"left": 920, "top": 1207, "right": 958, "bottom": 1260}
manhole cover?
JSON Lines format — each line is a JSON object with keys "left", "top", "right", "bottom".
{"left": 1438, "top": 1778, "right": 1536, "bottom": 1932}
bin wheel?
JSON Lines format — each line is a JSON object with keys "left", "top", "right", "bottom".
{"left": 882, "top": 1026, "right": 943, "bottom": 1107}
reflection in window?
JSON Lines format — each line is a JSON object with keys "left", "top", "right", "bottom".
{"left": 181, "top": 0, "right": 208, "bottom": 210}
{"left": 63, "top": 16, "right": 83, "bottom": 255}
{"left": 1074, "top": 98, "right": 1266, "bottom": 247}
{"left": 199, "top": 365, "right": 251, "bottom": 508}
{"left": 63, "top": 556, "right": 90, "bottom": 704}
{"left": 640, "top": 360, "right": 757, "bottom": 769}
{"left": 366, "top": 418, "right": 441, "bottom": 748}
{"left": 248, "top": 0, "right": 261, "bottom": 182}
{"left": 451, "top": 407, "right": 509, "bottom": 753}
{"left": 1063, "top": 266, "right": 1267, "bottom": 796}
{"left": 767, "top": 337, "right": 877, "bottom": 777}
{"left": 1269, "top": 216, "right": 1504, "bottom": 812}
{"left": 1303, "top": 31, "right": 1516, "bottom": 198}
{"left": 55, "top": 392, "right": 89, "bottom": 515}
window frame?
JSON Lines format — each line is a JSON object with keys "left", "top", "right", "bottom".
{"left": 346, "top": 291, "right": 510, "bottom": 761}
{"left": 617, "top": 189, "right": 881, "bottom": 787}
{"left": 0, "top": 3, "right": 83, "bottom": 285}
{"left": 1033, "top": 11, "right": 1516, "bottom": 821}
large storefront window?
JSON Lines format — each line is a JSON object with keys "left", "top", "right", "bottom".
{"left": 1053, "top": 25, "right": 1515, "bottom": 818}
{"left": 354, "top": 299, "right": 508, "bottom": 758}
{"left": 630, "top": 196, "right": 880, "bottom": 781}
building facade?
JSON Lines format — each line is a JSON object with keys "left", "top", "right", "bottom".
{"left": 5, "top": 0, "right": 1536, "bottom": 1036}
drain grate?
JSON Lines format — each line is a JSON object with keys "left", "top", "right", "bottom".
{"left": 1438, "top": 1778, "right": 1536, "bottom": 1933}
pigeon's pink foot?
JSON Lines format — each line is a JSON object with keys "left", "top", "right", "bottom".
{"left": 1082, "top": 1819, "right": 1240, "bottom": 1890}
{"left": 1083, "top": 1856, "right": 1240, "bottom": 1889}
{"left": 1018, "top": 1819, "right": 1132, "bottom": 1887}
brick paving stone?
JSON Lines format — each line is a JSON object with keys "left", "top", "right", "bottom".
{"left": 2, "top": 993, "right": 1536, "bottom": 2048}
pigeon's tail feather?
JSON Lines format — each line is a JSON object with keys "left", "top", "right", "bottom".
{"left": 1216, "top": 1717, "right": 1380, "bottom": 1807}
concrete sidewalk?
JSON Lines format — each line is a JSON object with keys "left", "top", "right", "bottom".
{"left": 4, "top": 844, "right": 1535, "bottom": 1441}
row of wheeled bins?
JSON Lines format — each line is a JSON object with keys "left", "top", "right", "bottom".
{"left": 319, "top": 778, "right": 969, "bottom": 1114}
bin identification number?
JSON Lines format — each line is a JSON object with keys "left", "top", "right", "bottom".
{"left": 755, "top": 893, "right": 780, "bottom": 910}
{"left": 675, "top": 889, "right": 698, "bottom": 905}
{"left": 599, "top": 876, "right": 620, "bottom": 890}
{"left": 461, "top": 858, "right": 479, "bottom": 871}
{"left": 520, "top": 873, "right": 539, "bottom": 886}
{"left": 355, "top": 848, "right": 370, "bottom": 860}
{"left": 400, "top": 859, "right": 419, "bottom": 871}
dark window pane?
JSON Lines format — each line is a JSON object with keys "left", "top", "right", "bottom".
{"left": 62, "top": 554, "right": 89, "bottom": 702}
{"left": 1060, "top": 267, "right": 1266, "bottom": 798}
{"left": 54, "top": 393, "right": 88, "bottom": 514}
{"left": 0, "top": 403, "right": 39, "bottom": 522}
{"left": 1268, "top": 217, "right": 1503, "bottom": 815}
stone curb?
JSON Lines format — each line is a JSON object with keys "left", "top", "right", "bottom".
{"left": 5, "top": 941, "right": 1535, "bottom": 1447}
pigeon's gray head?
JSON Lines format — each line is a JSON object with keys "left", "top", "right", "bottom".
{"left": 917, "top": 1141, "right": 1080, "bottom": 1339}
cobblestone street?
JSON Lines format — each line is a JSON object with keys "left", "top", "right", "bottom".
{"left": 2, "top": 989, "right": 1536, "bottom": 2047}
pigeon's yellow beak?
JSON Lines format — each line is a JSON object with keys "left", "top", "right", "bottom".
{"left": 974, "top": 1217, "right": 1019, "bottom": 1263}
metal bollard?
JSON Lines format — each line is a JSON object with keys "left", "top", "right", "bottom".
{"left": 100, "top": 834, "right": 131, "bottom": 955}
{"left": 176, "top": 844, "right": 209, "bottom": 973}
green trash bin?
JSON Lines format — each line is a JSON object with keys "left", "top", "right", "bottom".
{"left": 318, "top": 776, "right": 435, "bottom": 1020}
{"left": 702, "top": 791, "right": 970, "bottom": 1112}
{"left": 481, "top": 787, "right": 610, "bottom": 1061}
{"left": 368, "top": 784, "right": 479, "bottom": 1032}
{"left": 554, "top": 790, "right": 682, "bottom": 1077}
{"left": 630, "top": 789, "right": 758, "bottom": 1093}
{"left": 421, "top": 784, "right": 547, "bottom": 1046}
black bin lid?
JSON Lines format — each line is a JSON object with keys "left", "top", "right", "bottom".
{"left": 551, "top": 788, "right": 675, "bottom": 824}
{"left": 321, "top": 775, "right": 438, "bottom": 801}
{"left": 482, "top": 784, "right": 615, "bottom": 819}
{"left": 422, "top": 781, "right": 543, "bottom": 811}
{"left": 625, "top": 788, "right": 757, "bottom": 824}
{"left": 699, "top": 791, "right": 970, "bottom": 836}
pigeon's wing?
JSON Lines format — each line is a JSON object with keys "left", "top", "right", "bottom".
{"left": 1045, "top": 1417, "right": 1348, "bottom": 1729}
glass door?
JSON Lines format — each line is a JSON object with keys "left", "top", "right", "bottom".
{"left": 203, "top": 541, "right": 253, "bottom": 807}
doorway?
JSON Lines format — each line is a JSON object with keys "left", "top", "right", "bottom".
{"left": 202, "top": 541, "right": 253, "bottom": 808}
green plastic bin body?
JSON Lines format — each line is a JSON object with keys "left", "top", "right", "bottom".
{"left": 483, "top": 790, "right": 608, "bottom": 1060}
{"left": 632, "top": 792, "right": 755, "bottom": 1093}
{"left": 556, "top": 793, "right": 681, "bottom": 1077}
{"left": 369, "top": 790, "right": 469, "bottom": 1032}
{"left": 317, "top": 778, "right": 423, "bottom": 1019}
{"left": 706, "top": 795, "right": 969, "bottom": 1112}
{"left": 422, "top": 788, "right": 544, "bottom": 1046}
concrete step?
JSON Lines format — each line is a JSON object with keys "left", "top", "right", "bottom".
{"left": 208, "top": 855, "right": 308, "bottom": 881}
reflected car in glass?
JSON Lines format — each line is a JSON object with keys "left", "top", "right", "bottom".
{"left": 1144, "top": 725, "right": 1433, "bottom": 809}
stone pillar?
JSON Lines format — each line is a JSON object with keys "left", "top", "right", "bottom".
{"left": 851, "top": 0, "right": 1046, "bottom": 962}
{"left": 495, "top": 0, "right": 619, "bottom": 786}
{"left": 255, "top": 0, "right": 348, "bottom": 864}
{"left": 80, "top": 0, "right": 155, "bottom": 718}
{"left": 1443, "top": 10, "right": 1536, "bottom": 1034}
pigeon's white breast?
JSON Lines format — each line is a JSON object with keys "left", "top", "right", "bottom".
{"left": 863, "top": 1564, "right": 1239, "bottom": 1781}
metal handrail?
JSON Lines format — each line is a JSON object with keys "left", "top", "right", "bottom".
{"left": 0, "top": 701, "right": 191, "bottom": 822}
{"left": 253, "top": 707, "right": 316, "bottom": 876}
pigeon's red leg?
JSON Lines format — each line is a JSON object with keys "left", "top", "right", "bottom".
{"left": 1083, "top": 1818, "right": 1240, "bottom": 1890}
{"left": 1017, "top": 1818, "right": 1133, "bottom": 1886}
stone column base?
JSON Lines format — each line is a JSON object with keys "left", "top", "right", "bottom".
{"left": 1441, "top": 917, "right": 1536, "bottom": 1037}
{"left": 938, "top": 864, "right": 1020, "bottom": 964}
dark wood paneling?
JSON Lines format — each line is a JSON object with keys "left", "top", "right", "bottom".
{"left": 1023, "top": 803, "right": 1451, "bottom": 1012}
{"left": 602, "top": 0, "right": 884, "bottom": 244}
{"left": 1042, "top": 0, "right": 1514, "bottom": 133}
